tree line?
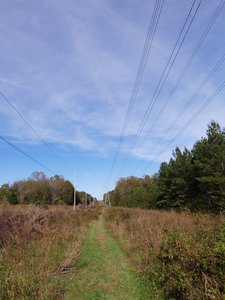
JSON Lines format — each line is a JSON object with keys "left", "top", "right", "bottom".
{"left": 106, "top": 121, "right": 225, "bottom": 213}
{"left": 0, "top": 171, "right": 97, "bottom": 207}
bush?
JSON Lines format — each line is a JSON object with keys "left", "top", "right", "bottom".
{"left": 0, "top": 204, "right": 101, "bottom": 299}
{"left": 158, "top": 223, "right": 225, "bottom": 300}
{"left": 103, "top": 207, "right": 225, "bottom": 300}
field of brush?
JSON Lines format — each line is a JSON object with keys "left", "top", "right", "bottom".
{"left": 0, "top": 204, "right": 224, "bottom": 300}
{"left": 103, "top": 207, "right": 225, "bottom": 300}
{"left": 0, "top": 204, "right": 101, "bottom": 299}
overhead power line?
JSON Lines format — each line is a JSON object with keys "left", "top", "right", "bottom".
{"left": 0, "top": 135, "right": 56, "bottom": 174}
{"left": 0, "top": 89, "right": 73, "bottom": 174}
{"left": 129, "top": 0, "right": 201, "bottom": 151}
{"left": 140, "top": 79, "right": 225, "bottom": 175}
{"left": 106, "top": 0, "right": 164, "bottom": 184}
{"left": 119, "top": 0, "right": 202, "bottom": 176}
{"left": 141, "top": 0, "right": 225, "bottom": 147}
{"left": 133, "top": 50, "right": 225, "bottom": 174}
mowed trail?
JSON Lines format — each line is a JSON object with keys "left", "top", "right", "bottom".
{"left": 65, "top": 216, "right": 151, "bottom": 300}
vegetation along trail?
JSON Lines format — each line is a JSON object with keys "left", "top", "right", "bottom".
{"left": 65, "top": 215, "right": 152, "bottom": 300}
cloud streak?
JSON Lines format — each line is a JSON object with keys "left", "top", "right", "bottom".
{"left": 0, "top": 0, "right": 225, "bottom": 196}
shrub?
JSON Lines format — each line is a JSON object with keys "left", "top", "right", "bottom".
{"left": 103, "top": 207, "right": 225, "bottom": 300}
{"left": 0, "top": 204, "right": 101, "bottom": 299}
{"left": 158, "top": 223, "right": 225, "bottom": 300}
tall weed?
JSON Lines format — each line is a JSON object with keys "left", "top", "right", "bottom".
{"left": 0, "top": 204, "right": 101, "bottom": 299}
{"left": 104, "top": 207, "right": 225, "bottom": 299}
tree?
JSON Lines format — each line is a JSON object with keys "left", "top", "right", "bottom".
{"left": 60, "top": 180, "right": 74, "bottom": 205}
{"left": 156, "top": 147, "right": 194, "bottom": 209}
{"left": 109, "top": 175, "right": 158, "bottom": 208}
{"left": 29, "top": 171, "right": 46, "bottom": 181}
{"left": 155, "top": 121, "right": 225, "bottom": 212}
{"left": 192, "top": 121, "right": 225, "bottom": 212}
{"left": 0, "top": 184, "right": 18, "bottom": 204}
{"left": 0, "top": 172, "right": 93, "bottom": 207}
{"left": 49, "top": 176, "right": 74, "bottom": 205}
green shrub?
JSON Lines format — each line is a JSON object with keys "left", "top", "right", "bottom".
{"left": 158, "top": 222, "right": 225, "bottom": 299}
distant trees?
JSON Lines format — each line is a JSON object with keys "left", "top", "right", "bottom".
{"left": 107, "top": 121, "right": 225, "bottom": 213}
{"left": 108, "top": 175, "right": 158, "bottom": 209}
{"left": 76, "top": 191, "right": 97, "bottom": 206}
{"left": 49, "top": 175, "right": 74, "bottom": 205}
{"left": 0, "top": 184, "right": 18, "bottom": 204}
{"left": 0, "top": 172, "right": 96, "bottom": 207}
{"left": 12, "top": 178, "right": 52, "bottom": 206}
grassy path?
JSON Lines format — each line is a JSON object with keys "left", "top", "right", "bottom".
{"left": 65, "top": 216, "right": 152, "bottom": 300}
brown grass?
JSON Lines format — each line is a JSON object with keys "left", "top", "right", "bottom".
{"left": 103, "top": 207, "right": 225, "bottom": 300}
{"left": 0, "top": 204, "right": 101, "bottom": 299}
{"left": 104, "top": 207, "right": 220, "bottom": 258}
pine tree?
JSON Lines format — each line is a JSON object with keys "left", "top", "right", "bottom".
{"left": 192, "top": 121, "right": 225, "bottom": 212}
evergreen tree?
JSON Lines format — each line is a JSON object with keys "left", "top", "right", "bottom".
{"left": 192, "top": 121, "right": 225, "bottom": 212}
{"left": 156, "top": 147, "right": 194, "bottom": 209}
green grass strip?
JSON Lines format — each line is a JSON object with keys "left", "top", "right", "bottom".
{"left": 65, "top": 216, "right": 152, "bottom": 300}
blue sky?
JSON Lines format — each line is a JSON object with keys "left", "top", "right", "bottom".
{"left": 1, "top": 0, "right": 225, "bottom": 199}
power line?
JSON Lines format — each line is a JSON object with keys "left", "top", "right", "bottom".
{"left": 106, "top": 0, "right": 164, "bottom": 184}
{"left": 130, "top": 0, "right": 201, "bottom": 149}
{"left": 140, "top": 0, "right": 225, "bottom": 148}
{"left": 165, "top": 54, "right": 225, "bottom": 135}
{"left": 0, "top": 135, "right": 56, "bottom": 174}
{"left": 107, "top": 0, "right": 164, "bottom": 182}
{"left": 0, "top": 89, "right": 73, "bottom": 174}
{"left": 140, "top": 78, "right": 225, "bottom": 175}
{"left": 120, "top": 0, "right": 202, "bottom": 176}
{"left": 133, "top": 51, "right": 225, "bottom": 174}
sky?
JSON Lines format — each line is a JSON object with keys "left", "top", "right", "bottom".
{"left": 1, "top": 0, "right": 225, "bottom": 199}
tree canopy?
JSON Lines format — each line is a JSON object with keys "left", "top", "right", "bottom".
{"left": 0, "top": 173, "right": 96, "bottom": 207}
{"left": 106, "top": 121, "right": 225, "bottom": 213}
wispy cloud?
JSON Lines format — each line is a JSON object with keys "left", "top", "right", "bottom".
{"left": 1, "top": 0, "right": 225, "bottom": 196}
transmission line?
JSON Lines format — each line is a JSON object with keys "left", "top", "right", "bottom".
{"left": 139, "top": 78, "right": 225, "bottom": 175}
{"left": 132, "top": 50, "right": 225, "bottom": 174}
{"left": 129, "top": 0, "right": 201, "bottom": 150}
{"left": 0, "top": 89, "right": 73, "bottom": 174}
{"left": 106, "top": 0, "right": 164, "bottom": 184}
{"left": 140, "top": 0, "right": 225, "bottom": 148}
{"left": 0, "top": 135, "right": 56, "bottom": 174}
{"left": 119, "top": 0, "right": 202, "bottom": 176}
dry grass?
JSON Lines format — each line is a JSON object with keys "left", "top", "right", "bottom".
{"left": 104, "top": 207, "right": 225, "bottom": 300}
{"left": 104, "top": 207, "right": 220, "bottom": 259}
{"left": 0, "top": 204, "right": 101, "bottom": 299}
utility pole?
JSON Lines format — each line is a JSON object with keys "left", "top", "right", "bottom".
{"left": 73, "top": 173, "right": 76, "bottom": 211}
